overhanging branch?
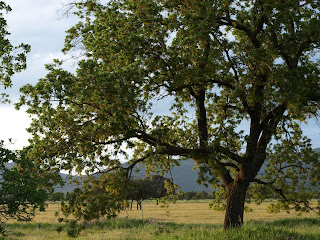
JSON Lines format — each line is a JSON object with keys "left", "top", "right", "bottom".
{"left": 253, "top": 178, "right": 320, "bottom": 216}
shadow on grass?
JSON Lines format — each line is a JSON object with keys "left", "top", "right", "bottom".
{"left": 87, "top": 218, "right": 221, "bottom": 233}
{"left": 87, "top": 217, "right": 319, "bottom": 239}
{"left": 242, "top": 218, "right": 320, "bottom": 240}
{"left": 267, "top": 217, "right": 320, "bottom": 227}
{"left": 2, "top": 222, "right": 61, "bottom": 240}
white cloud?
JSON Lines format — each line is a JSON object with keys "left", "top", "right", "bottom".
{"left": 0, "top": 106, "right": 31, "bottom": 150}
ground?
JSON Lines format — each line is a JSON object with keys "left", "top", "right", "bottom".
{"left": 2, "top": 200, "right": 319, "bottom": 239}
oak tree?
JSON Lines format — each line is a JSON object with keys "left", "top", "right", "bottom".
{"left": 18, "top": 0, "right": 320, "bottom": 229}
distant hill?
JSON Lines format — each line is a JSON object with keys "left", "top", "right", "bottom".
{"left": 3, "top": 160, "right": 213, "bottom": 193}
{"left": 130, "top": 159, "right": 213, "bottom": 193}
{"left": 55, "top": 159, "right": 213, "bottom": 194}
{"left": 57, "top": 148, "right": 320, "bottom": 194}
{"left": 5, "top": 148, "right": 320, "bottom": 194}
{"left": 314, "top": 148, "right": 320, "bottom": 153}
{"left": 54, "top": 174, "right": 83, "bottom": 194}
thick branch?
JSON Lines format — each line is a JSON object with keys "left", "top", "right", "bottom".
{"left": 99, "top": 154, "right": 150, "bottom": 179}
{"left": 220, "top": 172, "right": 234, "bottom": 187}
{"left": 93, "top": 137, "right": 132, "bottom": 146}
{"left": 166, "top": 79, "right": 235, "bottom": 94}
{"left": 134, "top": 129, "right": 244, "bottom": 164}
{"left": 253, "top": 178, "right": 275, "bottom": 185}
{"left": 258, "top": 103, "right": 287, "bottom": 148}
{"left": 215, "top": 145, "right": 244, "bottom": 164}
{"left": 135, "top": 130, "right": 193, "bottom": 156}
{"left": 261, "top": 103, "right": 287, "bottom": 128}
{"left": 195, "top": 89, "right": 208, "bottom": 148}
{"left": 216, "top": 16, "right": 261, "bottom": 48}
{"left": 217, "top": 160, "right": 240, "bottom": 172}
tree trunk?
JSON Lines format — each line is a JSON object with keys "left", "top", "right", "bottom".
{"left": 224, "top": 180, "right": 249, "bottom": 230}
{"left": 137, "top": 200, "right": 142, "bottom": 210}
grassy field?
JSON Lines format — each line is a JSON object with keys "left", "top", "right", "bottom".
{"left": 2, "top": 200, "right": 319, "bottom": 239}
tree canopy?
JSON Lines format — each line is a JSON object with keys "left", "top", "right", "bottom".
{"left": 18, "top": 0, "right": 320, "bottom": 229}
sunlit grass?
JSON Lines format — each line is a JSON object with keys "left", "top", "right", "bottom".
{"left": 2, "top": 201, "right": 319, "bottom": 239}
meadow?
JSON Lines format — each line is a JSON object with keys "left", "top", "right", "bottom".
{"left": 2, "top": 200, "right": 319, "bottom": 239}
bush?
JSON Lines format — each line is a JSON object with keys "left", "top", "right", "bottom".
{"left": 65, "top": 220, "right": 84, "bottom": 238}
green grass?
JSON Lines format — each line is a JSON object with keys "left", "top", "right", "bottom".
{"left": 1, "top": 217, "right": 319, "bottom": 239}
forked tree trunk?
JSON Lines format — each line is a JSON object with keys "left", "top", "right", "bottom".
{"left": 224, "top": 180, "right": 249, "bottom": 230}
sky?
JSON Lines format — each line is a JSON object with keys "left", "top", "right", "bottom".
{"left": 2, "top": 0, "right": 78, "bottom": 150}
{"left": 1, "top": 0, "right": 320, "bottom": 151}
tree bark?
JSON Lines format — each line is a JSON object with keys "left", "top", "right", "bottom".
{"left": 224, "top": 180, "right": 249, "bottom": 230}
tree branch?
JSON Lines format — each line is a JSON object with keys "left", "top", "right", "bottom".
{"left": 214, "top": 145, "right": 244, "bottom": 164}
{"left": 195, "top": 89, "right": 208, "bottom": 148}
{"left": 261, "top": 103, "right": 287, "bottom": 128}
{"left": 216, "top": 160, "right": 240, "bottom": 171}
{"left": 134, "top": 129, "right": 244, "bottom": 164}
{"left": 166, "top": 78, "right": 235, "bottom": 94}
{"left": 98, "top": 154, "right": 151, "bottom": 179}
{"left": 253, "top": 178, "right": 319, "bottom": 216}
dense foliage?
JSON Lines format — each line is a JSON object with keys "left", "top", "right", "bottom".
{"left": 49, "top": 192, "right": 65, "bottom": 202}
{"left": 18, "top": 0, "right": 320, "bottom": 229}
{"left": 127, "top": 175, "right": 171, "bottom": 207}
{"left": 177, "top": 191, "right": 213, "bottom": 200}
{"left": 60, "top": 171, "right": 128, "bottom": 223}
{"left": 0, "top": 147, "right": 61, "bottom": 228}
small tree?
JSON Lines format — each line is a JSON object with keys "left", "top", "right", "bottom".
{"left": 65, "top": 191, "right": 77, "bottom": 202}
{"left": 176, "top": 191, "right": 185, "bottom": 200}
{"left": 50, "top": 192, "right": 65, "bottom": 202}
{"left": 195, "top": 191, "right": 209, "bottom": 200}
{"left": 149, "top": 175, "right": 170, "bottom": 204}
{"left": 0, "top": 146, "right": 61, "bottom": 227}
{"left": 126, "top": 177, "right": 153, "bottom": 210}
{"left": 184, "top": 192, "right": 197, "bottom": 201}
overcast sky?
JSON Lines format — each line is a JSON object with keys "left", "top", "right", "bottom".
{"left": 1, "top": 0, "right": 320, "bottom": 151}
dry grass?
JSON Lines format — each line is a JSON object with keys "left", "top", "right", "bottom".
{"left": 116, "top": 200, "right": 318, "bottom": 224}
{"left": 3, "top": 200, "right": 319, "bottom": 240}
{"left": 7, "top": 200, "right": 317, "bottom": 225}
